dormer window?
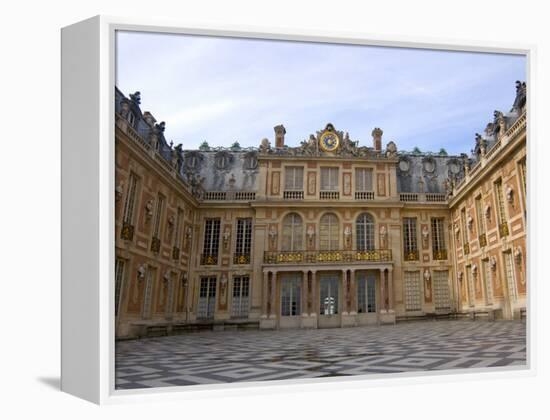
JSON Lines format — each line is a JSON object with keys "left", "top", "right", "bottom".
{"left": 126, "top": 112, "right": 136, "bottom": 127}
{"left": 215, "top": 152, "right": 231, "bottom": 170}
{"left": 244, "top": 152, "right": 258, "bottom": 170}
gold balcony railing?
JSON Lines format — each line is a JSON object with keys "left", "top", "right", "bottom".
{"left": 150, "top": 237, "right": 161, "bottom": 253}
{"left": 233, "top": 253, "right": 251, "bottom": 265}
{"left": 499, "top": 222, "right": 509, "bottom": 237}
{"left": 478, "top": 233, "right": 487, "bottom": 248}
{"left": 172, "top": 246, "right": 180, "bottom": 260}
{"left": 263, "top": 249, "right": 392, "bottom": 265}
{"left": 200, "top": 254, "right": 218, "bottom": 265}
{"left": 120, "top": 223, "right": 134, "bottom": 241}
{"left": 404, "top": 250, "right": 419, "bottom": 261}
{"left": 432, "top": 249, "right": 448, "bottom": 261}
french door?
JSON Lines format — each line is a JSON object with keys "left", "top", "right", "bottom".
{"left": 197, "top": 277, "right": 217, "bottom": 319}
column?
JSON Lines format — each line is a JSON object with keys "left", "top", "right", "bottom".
{"left": 261, "top": 271, "right": 269, "bottom": 318}
{"left": 310, "top": 271, "right": 317, "bottom": 316}
{"left": 380, "top": 268, "right": 387, "bottom": 312}
{"left": 349, "top": 269, "right": 357, "bottom": 314}
{"left": 269, "top": 271, "right": 276, "bottom": 319}
{"left": 342, "top": 269, "right": 348, "bottom": 315}
{"left": 302, "top": 270, "right": 308, "bottom": 317}
{"left": 388, "top": 268, "right": 394, "bottom": 312}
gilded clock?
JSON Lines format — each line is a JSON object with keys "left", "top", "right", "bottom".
{"left": 319, "top": 131, "right": 340, "bottom": 152}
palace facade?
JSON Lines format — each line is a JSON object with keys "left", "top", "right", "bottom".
{"left": 114, "top": 82, "right": 527, "bottom": 339}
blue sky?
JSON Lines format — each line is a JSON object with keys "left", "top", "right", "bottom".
{"left": 116, "top": 31, "right": 526, "bottom": 155}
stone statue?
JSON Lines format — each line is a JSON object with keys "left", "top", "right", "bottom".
{"left": 379, "top": 225, "right": 387, "bottom": 248}
{"left": 512, "top": 80, "right": 527, "bottom": 111}
{"left": 259, "top": 138, "right": 271, "bottom": 153}
{"left": 129, "top": 91, "right": 141, "bottom": 105}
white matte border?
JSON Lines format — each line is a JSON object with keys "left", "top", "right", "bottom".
{"left": 87, "top": 15, "right": 535, "bottom": 404}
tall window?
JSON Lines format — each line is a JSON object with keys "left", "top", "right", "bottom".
{"left": 320, "top": 167, "right": 339, "bottom": 191}
{"left": 466, "top": 265, "right": 474, "bottom": 306}
{"left": 357, "top": 273, "right": 376, "bottom": 313}
{"left": 356, "top": 213, "right": 375, "bottom": 251}
{"left": 285, "top": 166, "right": 303, "bottom": 191}
{"left": 404, "top": 271, "right": 421, "bottom": 311}
{"left": 494, "top": 180, "right": 507, "bottom": 224}
{"left": 142, "top": 267, "right": 156, "bottom": 319}
{"left": 197, "top": 277, "right": 217, "bottom": 319}
{"left": 174, "top": 208, "right": 183, "bottom": 248}
{"left": 115, "top": 258, "right": 125, "bottom": 317}
{"left": 460, "top": 209, "right": 468, "bottom": 244}
{"left": 152, "top": 194, "right": 165, "bottom": 239}
{"left": 235, "top": 218, "right": 252, "bottom": 262}
{"left": 282, "top": 213, "right": 303, "bottom": 251}
{"left": 504, "top": 251, "right": 517, "bottom": 301}
{"left": 355, "top": 168, "right": 373, "bottom": 191}
{"left": 122, "top": 172, "right": 138, "bottom": 226}
{"left": 518, "top": 158, "right": 527, "bottom": 219}
{"left": 320, "top": 213, "right": 339, "bottom": 250}
{"left": 231, "top": 276, "right": 250, "bottom": 318}
{"left": 475, "top": 196, "right": 486, "bottom": 235}
{"left": 202, "top": 219, "right": 221, "bottom": 261}
{"left": 518, "top": 159, "right": 527, "bottom": 199}
{"left": 403, "top": 217, "right": 418, "bottom": 259}
{"left": 433, "top": 270, "right": 450, "bottom": 311}
{"left": 431, "top": 218, "right": 446, "bottom": 252}
{"left": 482, "top": 259, "right": 493, "bottom": 305}
{"left": 281, "top": 274, "right": 301, "bottom": 316}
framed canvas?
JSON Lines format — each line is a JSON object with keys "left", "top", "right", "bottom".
{"left": 61, "top": 15, "right": 534, "bottom": 404}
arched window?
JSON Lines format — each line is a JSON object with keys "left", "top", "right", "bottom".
{"left": 320, "top": 213, "right": 339, "bottom": 250}
{"left": 356, "top": 213, "right": 375, "bottom": 251}
{"left": 282, "top": 213, "right": 303, "bottom": 251}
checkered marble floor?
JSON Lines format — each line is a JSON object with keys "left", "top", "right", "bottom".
{"left": 115, "top": 320, "right": 526, "bottom": 389}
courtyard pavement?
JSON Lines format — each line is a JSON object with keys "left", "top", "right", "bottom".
{"left": 115, "top": 320, "right": 526, "bottom": 389}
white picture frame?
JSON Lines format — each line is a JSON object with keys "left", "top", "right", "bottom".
{"left": 61, "top": 15, "right": 535, "bottom": 405}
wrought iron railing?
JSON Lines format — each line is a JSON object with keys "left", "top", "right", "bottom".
{"left": 404, "top": 250, "right": 419, "bottom": 261}
{"left": 172, "top": 246, "right": 180, "bottom": 260}
{"left": 478, "top": 233, "right": 487, "bottom": 248}
{"left": 200, "top": 254, "right": 218, "bottom": 265}
{"left": 263, "top": 249, "right": 392, "bottom": 264}
{"left": 120, "top": 222, "right": 134, "bottom": 241}
{"left": 499, "top": 222, "right": 509, "bottom": 237}
{"left": 233, "top": 253, "right": 251, "bottom": 265}
{"left": 432, "top": 249, "right": 448, "bottom": 260}
{"left": 150, "top": 237, "right": 161, "bottom": 253}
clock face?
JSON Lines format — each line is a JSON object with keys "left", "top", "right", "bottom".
{"left": 320, "top": 132, "right": 340, "bottom": 152}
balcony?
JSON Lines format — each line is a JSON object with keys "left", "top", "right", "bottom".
{"left": 283, "top": 190, "right": 304, "bottom": 200}
{"left": 201, "top": 191, "right": 256, "bottom": 201}
{"left": 355, "top": 191, "right": 375, "bottom": 200}
{"left": 499, "top": 222, "right": 509, "bottom": 237}
{"left": 150, "top": 237, "right": 161, "bottom": 253}
{"left": 120, "top": 223, "right": 134, "bottom": 241}
{"left": 200, "top": 254, "right": 218, "bottom": 265}
{"left": 320, "top": 191, "right": 339, "bottom": 200}
{"left": 478, "top": 233, "right": 487, "bottom": 248}
{"left": 399, "top": 193, "right": 446, "bottom": 203}
{"left": 432, "top": 249, "right": 448, "bottom": 261}
{"left": 233, "top": 253, "right": 251, "bottom": 265}
{"left": 404, "top": 250, "right": 419, "bottom": 261}
{"left": 263, "top": 249, "right": 392, "bottom": 265}
{"left": 172, "top": 246, "right": 180, "bottom": 260}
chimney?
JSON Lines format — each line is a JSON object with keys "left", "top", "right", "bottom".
{"left": 274, "top": 124, "right": 286, "bottom": 148}
{"left": 372, "top": 127, "right": 383, "bottom": 151}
